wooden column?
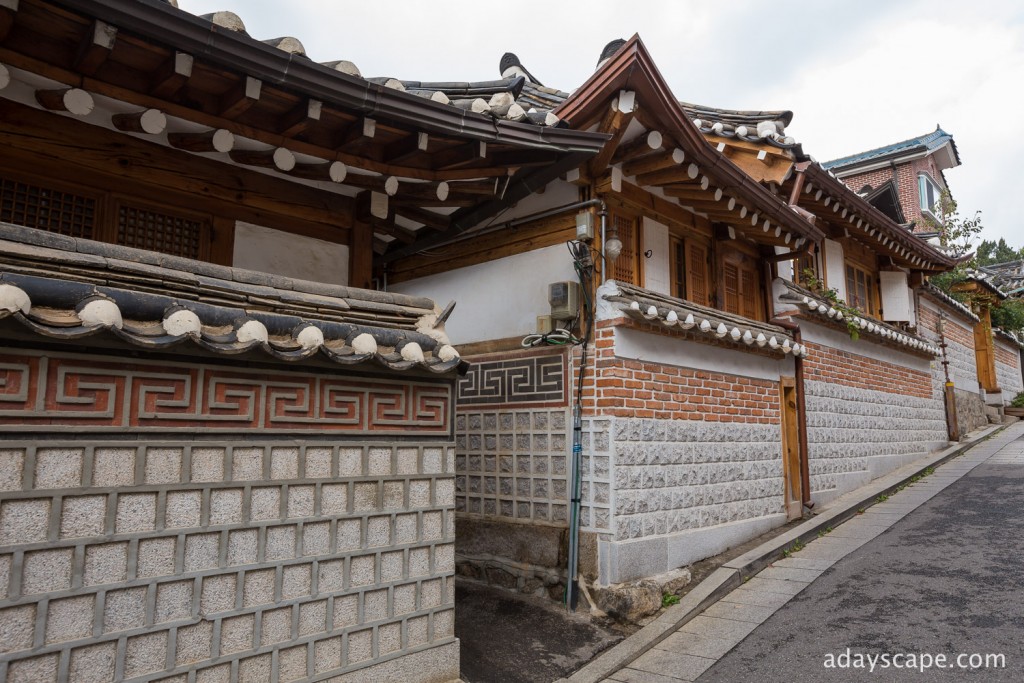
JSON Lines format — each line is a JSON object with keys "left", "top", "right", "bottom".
{"left": 349, "top": 219, "right": 373, "bottom": 289}
{"left": 975, "top": 304, "right": 999, "bottom": 392}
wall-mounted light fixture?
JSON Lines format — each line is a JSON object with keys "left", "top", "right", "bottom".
{"left": 604, "top": 228, "right": 623, "bottom": 262}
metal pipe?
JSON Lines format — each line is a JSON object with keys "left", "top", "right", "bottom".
{"left": 771, "top": 317, "right": 812, "bottom": 508}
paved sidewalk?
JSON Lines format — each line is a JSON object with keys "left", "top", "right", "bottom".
{"left": 563, "top": 422, "right": 1022, "bottom": 683}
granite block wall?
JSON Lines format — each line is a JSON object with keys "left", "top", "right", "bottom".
{"left": 919, "top": 299, "right": 987, "bottom": 434}
{"left": 995, "top": 339, "right": 1023, "bottom": 402}
{"left": 0, "top": 440, "right": 458, "bottom": 683}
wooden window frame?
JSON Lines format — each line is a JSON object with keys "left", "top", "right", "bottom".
{"left": 668, "top": 230, "right": 712, "bottom": 308}
{"left": 111, "top": 193, "right": 213, "bottom": 262}
{"left": 717, "top": 240, "right": 765, "bottom": 322}
{"left": 608, "top": 208, "right": 643, "bottom": 286}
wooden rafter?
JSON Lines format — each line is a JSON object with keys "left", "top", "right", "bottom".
{"left": 0, "top": 0, "right": 16, "bottom": 43}
{"left": 277, "top": 98, "right": 321, "bottom": 137}
{"left": 334, "top": 116, "right": 376, "bottom": 153}
{"left": 611, "top": 129, "right": 663, "bottom": 165}
{"left": 384, "top": 131, "right": 429, "bottom": 166}
{"left": 431, "top": 140, "right": 487, "bottom": 171}
{"left": 587, "top": 95, "right": 635, "bottom": 176}
{"left": 74, "top": 19, "right": 116, "bottom": 76}
{"left": 149, "top": 51, "right": 193, "bottom": 99}
{"left": 394, "top": 205, "right": 450, "bottom": 232}
{"left": 219, "top": 75, "right": 261, "bottom": 118}
{"left": 620, "top": 148, "right": 685, "bottom": 178}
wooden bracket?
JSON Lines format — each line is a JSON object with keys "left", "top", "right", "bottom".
{"left": 74, "top": 20, "right": 117, "bottom": 76}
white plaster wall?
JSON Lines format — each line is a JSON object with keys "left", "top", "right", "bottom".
{"left": 232, "top": 222, "right": 349, "bottom": 286}
{"left": 487, "top": 180, "right": 580, "bottom": 223}
{"left": 390, "top": 244, "right": 578, "bottom": 344}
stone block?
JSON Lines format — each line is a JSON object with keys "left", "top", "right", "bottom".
{"left": 395, "top": 513, "right": 418, "bottom": 544}
{"left": 7, "top": 653, "right": 59, "bottom": 683}
{"left": 249, "top": 487, "right": 281, "bottom": 521}
{"left": 321, "top": 483, "right": 348, "bottom": 515}
{"left": 199, "top": 573, "right": 236, "bottom": 615}
{"left": 302, "top": 521, "right": 330, "bottom": 557}
{"left": 350, "top": 554, "right": 376, "bottom": 587}
{"left": 266, "top": 525, "right": 296, "bottom": 561}
{"left": 155, "top": 580, "right": 193, "bottom": 623}
{"left": 190, "top": 447, "right": 225, "bottom": 483}
{"left": 368, "top": 447, "right": 392, "bottom": 475}
{"left": 409, "top": 480, "right": 431, "bottom": 507}
{"left": 165, "top": 490, "right": 202, "bottom": 529}
{"left": 196, "top": 663, "right": 230, "bottom": 683}
{"left": 337, "top": 518, "right": 361, "bottom": 551}
{"left": 184, "top": 533, "right": 220, "bottom": 572}
{"left": 347, "top": 629, "right": 373, "bottom": 663}
{"left": 260, "top": 605, "right": 292, "bottom": 645}
{"left": 279, "top": 643, "right": 308, "bottom": 681}
{"left": 138, "top": 536, "right": 177, "bottom": 578}
{"left": 421, "top": 578, "right": 442, "bottom": 609}
{"left": 298, "top": 599, "right": 327, "bottom": 636}
{"left": 92, "top": 447, "right": 136, "bottom": 487}
{"left": 145, "top": 447, "right": 183, "bottom": 484}
{"left": 338, "top": 447, "right": 362, "bottom": 476}
{"left": 243, "top": 567, "right": 276, "bottom": 607}
{"left": 227, "top": 529, "right": 258, "bottom": 566}
{"left": 435, "top": 543, "right": 455, "bottom": 573}
{"left": 22, "top": 548, "right": 73, "bottom": 594}
{"left": 104, "top": 585, "right": 147, "bottom": 632}
{"left": 0, "top": 604, "right": 36, "bottom": 654}
{"left": 367, "top": 516, "right": 392, "bottom": 547}
{"left": 378, "top": 621, "right": 402, "bottom": 655}
{"left": 270, "top": 447, "right": 299, "bottom": 480}
{"left": 220, "top": 613, "right": 255, "bottom": 654}
{"left": 408, "top": 614, "right": 429, "bottom": 646}
{"left": 0, "top": 448, "right": 25, "bottom": 491}
{"left": 397, "top": 447, "right": 419, "bottom": 475}
{"left": 408, "top": 547, "right": 430, "bottom": 577}
{"left": 238, "top": 653, "right": 272, "bottom": 683}
{"left": 0, "top": 554, "right": 9, "bottom": 599}
{"left": 317, "top": 559, "right": 344, "bottom": 594}
{"left": 176, "top": 620, "right": 213, "bottom": 665}
{"left": 45, "top": 594, "right": 95, "bottom": 643}
{"left": 434, "top": 608, "right": 455, "bottom": 637}
{"left": 305, "top": 447, "right": 333, "bottom": 479}
{"left": 60, "top": 494, "right": 107, "bottom": 538}
{"left": 436, "top": 479, "right": 455, "bottom": 506}
{"left": 333, "top": 593, "right": 358, "bottom": 627}
{"left": 283, "top": 563, "right": 312, "bottom": 599}
{"left": 85, "top": 542, "right": 128, "bottom": 586}
{"left": 353, "top": 482, "right": 378, "bottom": 511}
{"left": 313, "top": 635, "right": 342, "bottom": 674}
{"left": 380, "top": 550, "right": 404, "bottom": 582}
{"left": 423, "top": 447, "right": 443, "bottom": 475}
{"left": 0, "top": 498, "right": 50, "bottom": 544}
{"left": 124, "top": 631, "right": 168, "bottom": 679}
{"left": 34, "top": 447, "right": 83, "bottom": 489}
{"left": 210, "top": 488, "right": 243, "bottom": 526}
{"left": 383, "top": 481, "right": 405, "bottom": 509}
{"left": 363, "top": 588, "right": 389, "bottom": 621}
{"left": 68, "top": 641, "right": 117, "bottom": 683}
{"left": 422, "top": 511, "right": 443, "bottom": 541}
{"left": 115, "top": 493, "right": 157, "bottom": 533}
{"left": 393, "top": 582, "right": 417, "bottom": 615}
{"left": 232, "top": 447, "right": 264, "bottom": 481}
{"left": 287, "top": 485, "right": 315, "bottom": 518}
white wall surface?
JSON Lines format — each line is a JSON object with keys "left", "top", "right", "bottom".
{"left": 232, "top": 221, "right": 349, "bottom": 285}
{"left": 641, "top": 217, "right": 670, "bottom": 295}
{"left": 390, "top": 244, "right": 578, "bottom": 345}
{"left": 823, "top": 238, "right": 846, "bottom": 301}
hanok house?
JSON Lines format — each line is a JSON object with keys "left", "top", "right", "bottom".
{"left": 387, "top": 36, "right": 964, "bottom": 600}
{"left": 0, "top": 1, "right": 606, "bottom": 681}
{"left": 824, "top": 129, "right": 1023, "bottom": 423}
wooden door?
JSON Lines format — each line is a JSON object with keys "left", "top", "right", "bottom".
{"left": 779, "top": 378, "right": 802, "bottom": 520}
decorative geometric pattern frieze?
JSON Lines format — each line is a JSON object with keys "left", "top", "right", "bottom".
{"left": 457, "top": 352, "right": 566, "bottom": 408}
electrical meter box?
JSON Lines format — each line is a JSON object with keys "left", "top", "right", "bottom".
{"left": 548, "top": 281, "right": 581, "bottom": 320}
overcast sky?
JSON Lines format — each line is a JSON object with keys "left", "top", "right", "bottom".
{"left": 182, "top": 0, "right": 1023, "bottom": 246}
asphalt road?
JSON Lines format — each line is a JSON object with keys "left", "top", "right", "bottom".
{"left": 697, "top": 438, "right": 1024, "bottom": 683}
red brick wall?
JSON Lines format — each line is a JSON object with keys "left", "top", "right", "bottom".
{"left": 802, "top": 340, "right": 933, "bottom": 399}
{"left": 839, "top": 156, "right": 946, "bottom": 229}
{"left": 995, "top": 341, "right": 1020, "bottom": 368}
{"left": 578, "top": 321, "right": 780, "bottom": 423}
{"left": 918, "top": 301, "right": 976, "bottom": 351}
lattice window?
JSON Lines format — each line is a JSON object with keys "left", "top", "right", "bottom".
{"left": 609, "top": 213, "right": 639, "bottom": 285}
{"left": 117, "top": 203, "right": 205, "bottom": 259}
{"left": 0, "top": 176, "right": 96, "bottom": 238}
{"left": 687, "top": 241, "right": 709, "bottom": 306}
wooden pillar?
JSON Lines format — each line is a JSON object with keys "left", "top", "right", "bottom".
{"left": 349, "top": 219, "right": 373, "bottom": 290}
{"left": 975, "top": 304, "right": 999, "bottom": 392}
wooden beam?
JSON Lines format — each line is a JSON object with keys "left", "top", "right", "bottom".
{"left": 0, "top": 62, "right": 7, "bottom": 91}
{"left": 394, "top": 205, "right": 450, "bottom": 232}
{"left": 149, "top": 51, "right": 193, "bottom": 99}
{"left": 167, "top": 128, "right": 234, "bottom": 153}
{"left": 349, "top": 219, "right": 374, "bottom": 289}
{"left": 611, "top": 129, "right": 664, "bottom": 165}
{"left": 219, "top": 76, "right": 261, "bottom": 118}
{"left": 74, "top": 19, "right": 116, "bottom": 76}
{"left": 587, "top": 108, "right": 630, "bottom": 176}
{"left": 391, "top": 181, "right": 451, "bottom": 202}
{"left": 111, "top": 108, "right": 166, "bottom": 135}
{"left": 343, "top": 172, "right": 398, "bottom": 196}
{"left": 334, "top": 116, "right": 375, "bottom": 152}
{"left": 288, "top": 160, "right": 347, "bottom": 183}
{"left": 431, "top": 140, "right": 487, "bottom": 171}
{"left": 0, "top": 0, "right": 16, "bottom": 43}
{"left": 278, "top": 98, "right": 322, "bottom": 137}
{"left": 384, "top": 131, "right": 429, "bottom": 165}
{"left": 35, "top": 87, "right": 94, "bottom": 116}
{"left": 620, "top": 148, "right": 685, "bottom": 178}
{"left": 229, "top": 147, "right": 296, "bottom": 172}
{"left": 357, "top": 194, "right": 416, "bottom": 244}
{"left": 634, "top": 162, "right": 700, "bottom": 187}
{"left": 596, "top": 176, "right": 697, "bottom": 228}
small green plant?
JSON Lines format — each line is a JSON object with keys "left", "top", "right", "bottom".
{"left": 662, "top": 593, "right": 680, "bottom": 608}
{"left": 857, "top": 508, "right": 865, "bottom": 514}
{"left": 1012, "top": 392, "right": 1024, "bottom": 409}
{"left": 876, "top": 494, "right": 889, "bottom": 503}
{"left": 801, "top": 268, "right": 864, "bottom": 340}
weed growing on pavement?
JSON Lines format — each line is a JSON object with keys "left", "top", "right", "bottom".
{"left": 876, "top": 494, "right": 889, "bottom": 503}
{"left": 662, "top": 593, "right": 680, "bottom": 607}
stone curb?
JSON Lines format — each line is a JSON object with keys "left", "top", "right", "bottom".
{"left": 560, "top": 423, "right": 1009, "bottom": 683}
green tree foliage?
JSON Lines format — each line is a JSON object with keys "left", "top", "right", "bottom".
{"left": 992, "top": 299, "right": 1024, "bottom": 336}
{"left": 976, "top": 238, "right": 1024, "bottom": 266}
{"left": 921, "top": 191, "right": 983, "bottom": 298}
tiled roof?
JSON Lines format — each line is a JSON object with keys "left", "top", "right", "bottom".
{"left": 599, "top": 281, "right": 804, "bottom": 356}
{"left": 822, "top": 126, "right": 961, "bottom": 170}
{"left": 0, "top": 223, "right": 465, "bottom": 374}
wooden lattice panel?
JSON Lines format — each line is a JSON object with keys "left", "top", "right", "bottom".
{"left": 610, "top": 213, "right": 638, "bottom": 285}
{"left": 0, "top": 176, "right": 96, "bottom": 238}
{"left": 117, "top": 203, "right": 204, "bottom": 259}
